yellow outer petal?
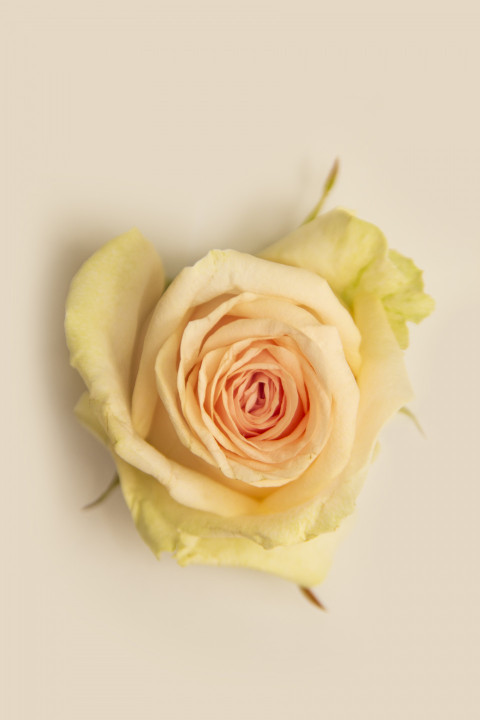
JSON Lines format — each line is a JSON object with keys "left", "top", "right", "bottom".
{"left": 65, "top": 228, "right": 165, "bottom": 442}
{"left": 117, "top": 456, "right": 350, "bottom": 586}
{"left": 74, "top": 391, "right": 110, "bottom": 445}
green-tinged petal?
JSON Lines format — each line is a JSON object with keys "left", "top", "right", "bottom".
{"left": 65, "top": 228, "right": 166, "bottom": 443}
{"left": 349, "top": 292, "right": 414, "bottom": 471}
{"left": 399, "top": 406, "right": 425, "bottom": 436}
{"left": 117, "top": 456, "right": 350, "bottom": 586}
{"left": 74, "top": 391, "right": 110, "bottom": 445}
{"left": 259, "top": 208, "right": 434, "bottom": 348}
{"left": 175, "top": 523, "right": 350, "bottom": 587}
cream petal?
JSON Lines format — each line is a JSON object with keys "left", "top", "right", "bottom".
{"left": 147, "top": 398, "right": 270, "bottom": 501}
{"left": 179, "top": 292, "right": 259, "bottom": 374}
{"left": 154, "top": 329, "right": 218, "bottom": 467}
{"left": 263, "top": 292, "right": 412, "bottom": 513}
{"left": 115, "top": 429, "right": 258, "bottom": 516}
{"left": 348, "top": 292, "right": 414, "bottom": 474}
{"left": 257, "top": 326, "right": 359, "bottom": 502}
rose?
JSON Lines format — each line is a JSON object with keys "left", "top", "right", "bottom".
{"left": 66, "top": 208, "right": 433, "bottom": 586}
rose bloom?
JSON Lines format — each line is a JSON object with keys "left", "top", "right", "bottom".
{"left": 66, "top": 209, "right": 433, "bottom": 586}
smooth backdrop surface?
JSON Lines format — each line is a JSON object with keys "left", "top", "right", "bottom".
{"left": 3, "top": 2, "right": 479, "bottom": 719}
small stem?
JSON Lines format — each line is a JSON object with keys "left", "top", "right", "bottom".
{"left": 302, "top": 158, "right": 340, "bottom": 225}
{"left": 83, "top": 474, "right": 120, "bottom": 510}
{"left": 299, "top": 586, "right": 327, "bottom": 611}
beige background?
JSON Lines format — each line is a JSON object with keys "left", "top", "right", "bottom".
{"left": 3, "top": 1, "right": 479, "bottom": 718}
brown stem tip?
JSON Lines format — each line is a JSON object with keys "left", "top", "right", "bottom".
{"left": 299, "top": 586, "right": 327, "bottom": 611}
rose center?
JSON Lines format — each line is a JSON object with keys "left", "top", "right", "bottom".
{"left": 241, "top": 373, "right": 269, "bottom": 413}
{"left": 225, "top": 369, "right": 286, "bottom": 438}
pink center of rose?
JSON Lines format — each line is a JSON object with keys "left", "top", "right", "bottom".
{"left": 185, "top": 336, "right": 325, "bottom": 487}
{"left": 225, "top": 369, "right": 285, "bottom": 438}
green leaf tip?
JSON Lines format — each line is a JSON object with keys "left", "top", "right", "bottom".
{"left": 83, "top": 474, "right": 120, "bottom": 510}
{"left": 399, "top": 406, "right": 425, "bottom": 437}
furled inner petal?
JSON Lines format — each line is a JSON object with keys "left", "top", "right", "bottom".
{"left": 179, "top": 327, "right": 334, "bottom": 485}
{"left": 153, "top": 290, "right": 358, "bottom": 489}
